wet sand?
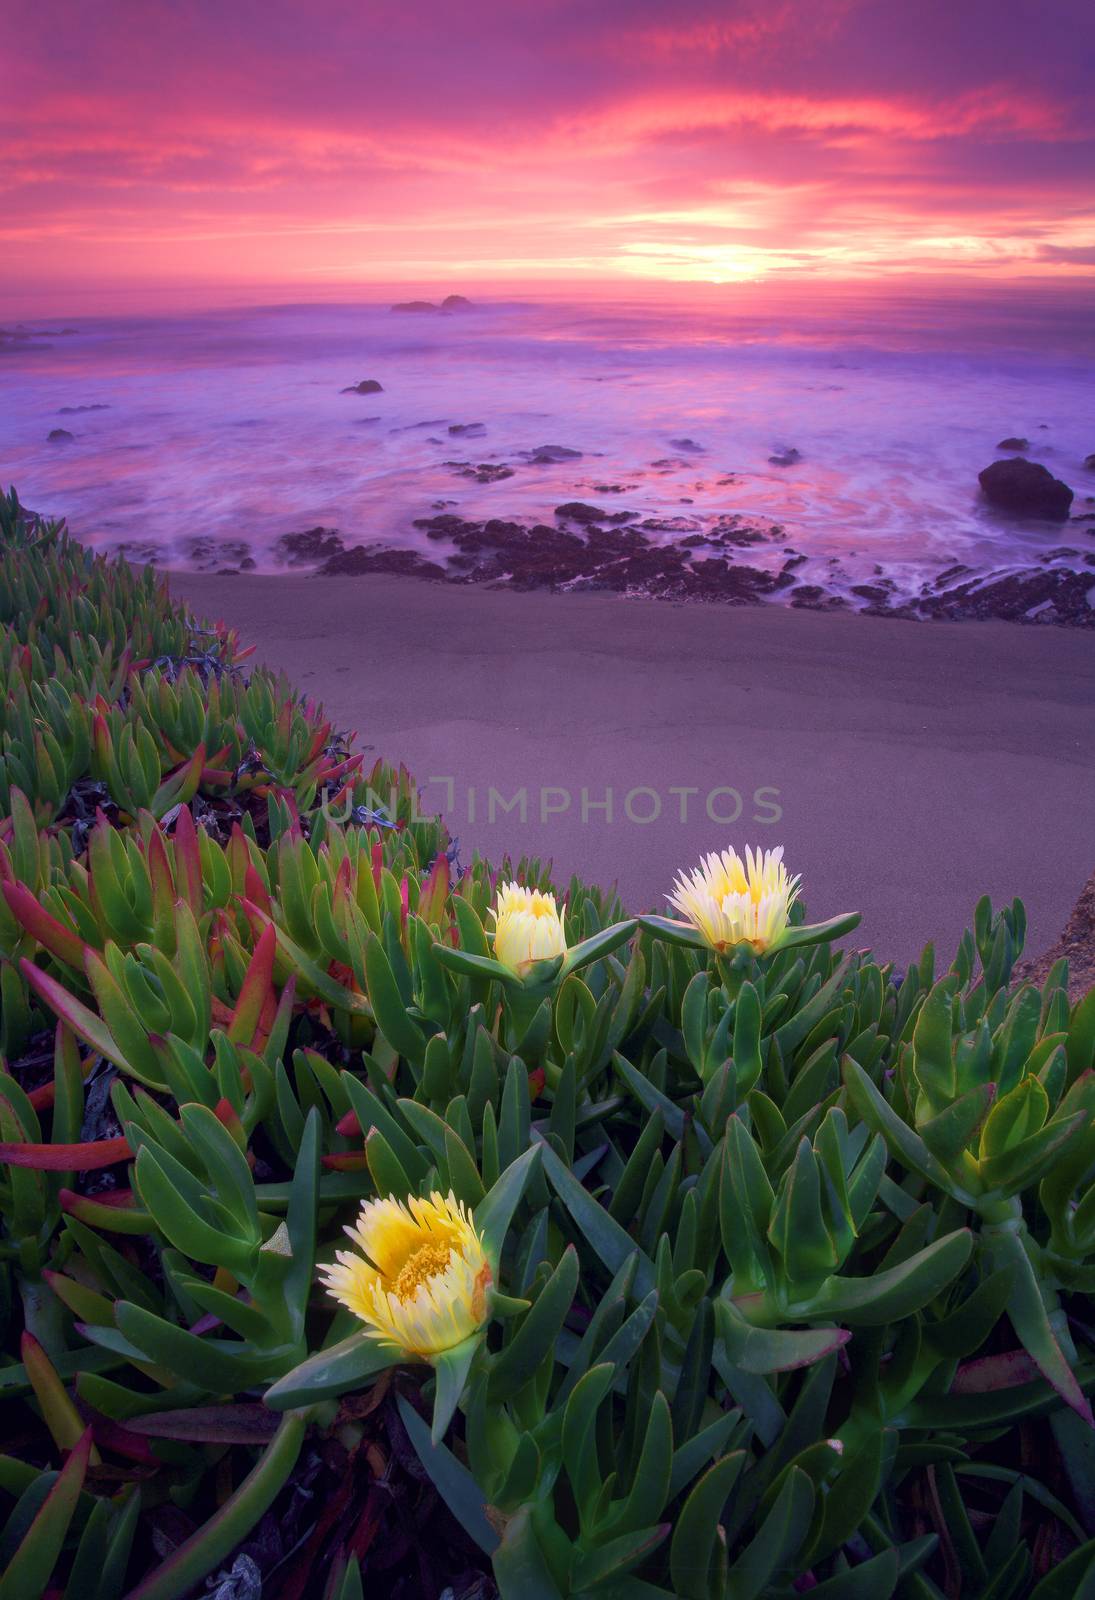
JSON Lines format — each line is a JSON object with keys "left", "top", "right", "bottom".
{"left": 170, "top": 571, "right": 1095, "bottom": 967}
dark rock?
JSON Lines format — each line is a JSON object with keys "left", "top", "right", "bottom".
{"left": 240, "top": 557, "right": 257, "bottom": 570}
{"left": 391, "top": 301, "right": 438, "bottom": 313}
{"left": 921, "top": 566, "right": 1095, "bottom": 626}
{"left": 440, "top": 294, "right": 472, "bottom": 310}
{"left": 318, "top": 546, "right": 447, "bottom": 578}
{"left": 448, "top": 422, "right": 485, "bottom": 437}
{"left": 768, "top": 448, "right": 801, "bottom": 467}
{"left": 555, "top": 502, "right": 608, "bottom": 524}
{"left": 1084, "top": 454, "right": 1095, "bottom": 471}
{"left": 184, "top": 537, "right": 252, "bottom": 571}
{"left": 341, "top": 379, "right": 383, "bottom": 394}
{"left": 978, "top": 458, "right": 1073, "bottom": 520}
{"left": 58, "top": 403, "right": 109, "bottom": 414}
{"left": 276, "top": 527, "right": 346, "bottom": 566}
{"left": 47, "top": 428, "right": 75, "bottom": 442}
{"left": 790, "top": 585, "right": 846, "bottom": 610}
{"left": 996, "top": 436, "right": 1029, "bottom": 451}
{"left": 444, "top": 461, "right": 513, "bottom": 484}
{"left": 669, "top": 437, "right": 705, "bottom": 453}
{"left": 524, "top": 444, "right": 583, "bottom": 464}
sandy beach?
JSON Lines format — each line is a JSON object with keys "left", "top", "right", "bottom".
{"left": 171, "top": 571, "right": 1095, "bottom": 967}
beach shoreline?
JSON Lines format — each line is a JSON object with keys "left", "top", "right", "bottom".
{"left": 169, "top": 569, "right": 1095, "bottom": 968}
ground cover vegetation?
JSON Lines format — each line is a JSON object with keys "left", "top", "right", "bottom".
{"left": 1, "top": 488, "right": 1094, "bottom": 1599}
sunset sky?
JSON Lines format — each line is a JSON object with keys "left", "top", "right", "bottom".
{"left": 3, "top": 0, "right": 1094, "bottom": 305}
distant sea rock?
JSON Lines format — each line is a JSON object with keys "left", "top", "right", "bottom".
{"left": 1085, "top": 453, "right": 1095, "bottom": 471}
{"left": 390, "top": 294, "right": 473, "bottom": 313}
{"left": 47, "top": 428, "right": 74, "bottom": 443}
{"left": 523, "top": 444, "right": 583, "bottom": 463}
{"left": 448, "top": 422, "right": 485, "bottom": 437}
{"left": 341, "top": 379, "right": 383, "bottom": 394}
{"left": 996, "top": 436, "right": 1029, "bottom": 451}
{"left": 669, "top": 437, "right": 705, "bottom": 453}
{"left": 978, "top": 457, "right": 1073, "bottom": 520}
{"left": 768, "top": 448, "right": 801, "bottom": 467}
{"left": 58, "top": 403, "right": 110, "bottom": 414}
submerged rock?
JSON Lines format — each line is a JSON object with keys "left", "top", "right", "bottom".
{"left": 1085, "top": 453, "right": 1095, "bottom": 471}
{"left": 978, "top": 458, "right": 1073, "bottom": 520}
{"left": 47, "top": 428, "right": 74, "bottom": 442}
{"left": 448, "top": 422, "right": 485, "bottom": 437}
{"left": 276, "top": 527, "right": 345, "bottom": 566}
{"left": 391, "top": 300, "right": 438, "bottom": 313}
{"left": 58, "top": 403, "right": 109, "bottom": 414}
{"left": 996, "top": 436, "right": 1030, "bottom": 451}
{"left": 524, "top": 444, "right": 583, "bottom": 463}
{"left": 669, "top": 437, "right": 705, "bottom": 453}
{"left": 768, "top": 448, "right": 802, "bottom": 467}
{"left": 444, "top": 461, "right": 513, "bottom": 484}
{"left": 341, "top": 379, "right": 384, "bottom": 394}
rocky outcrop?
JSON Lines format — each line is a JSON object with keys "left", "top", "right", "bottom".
{"left": 47, "top": 428, "right": 74, "bottom": 442}
{"left": 341, "top": 379, "right": 383, "bottom": 394}
{"left": 391, "top": 301, "right": 439, "bottom": 313}
{"left": 978, "top": 458, "right": 1073, "bottom": 520}
{"left": 441, "top": 295, "right": 472, "bottom": 310}
{"left": 768, "top": 448, "right": 801, "bottom": 467}
{"left": 996, "top": 437, "right": 1029, "bottom": 451}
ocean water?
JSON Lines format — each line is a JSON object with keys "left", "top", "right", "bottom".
{"left": 3, "top": 287, "right": 1094, "bottom": 609}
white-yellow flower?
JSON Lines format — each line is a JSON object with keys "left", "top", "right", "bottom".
{"left": 668, "top": 845, "right": 800, "bottom": 954}
{"left": 319, "top": 1190, "right": 492, "bottom": 1359}
{"left": 490, "top": 882, "right": 567, "bottom": 976}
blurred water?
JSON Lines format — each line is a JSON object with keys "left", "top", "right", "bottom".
{"left": 2, "top": 288, "right": 1094, "bottom": 606}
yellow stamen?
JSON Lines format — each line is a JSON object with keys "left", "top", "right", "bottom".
{"left": 393, "top": 1241, "right": 452, "bottom": 1301}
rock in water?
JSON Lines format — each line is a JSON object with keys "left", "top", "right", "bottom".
{"left": 1085, "top": 453, "right": 1095, "bottom": 471}
{"left": 341, "top": 379, "right": 383, "bottom": 394}
{"left": 391, "top": 300, "right": 438, "bottom": 313}
{"left": 996, "top": 436, "right": 1030, "bottom": 451}
{"left": 768, "top": 447, "right": 801, "bottom": 467}
{"left": 47, "top": 427, "right": 74, "bottom": 442}
{"left": 978, "top": 457, "right": 1073, "bottom": 520}
{"left": 441, "top": 294, "right": 472, "bottom": 310}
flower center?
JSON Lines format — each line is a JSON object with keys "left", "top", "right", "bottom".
{"left": 392, "top": 1241, "right": 452, "bottom": 1301}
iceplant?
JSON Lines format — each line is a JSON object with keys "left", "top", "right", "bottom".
{"left": 639, "top": 843, "right": 860, "bottom": 957}
{"left": 266, "top": 1147, "right": 541, "bottom": 1441}
{"left": 433, "top": 878, "right": 636, "bottom": 995}
{"left": 669, "top": 845, "right": 800, "bottom": 954}
{"left": 490, "top": 884, "right": 568, "bottom": 977}
{"left": 320, "top": 1191, "right": 492, "bottom": 1360}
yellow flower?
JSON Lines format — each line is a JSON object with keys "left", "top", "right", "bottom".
{"left": 490, "top": 882, "right": 567, "bottom": 976}
{"left": 319, "top": 1190, "right": 492, "bottom": 1359}
{"left": 668, "top": 845, "right": 800, "bottom": 954}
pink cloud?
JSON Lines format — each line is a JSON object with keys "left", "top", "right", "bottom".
{"left": 2, "top": 0, "right": 1093, "bottom": 299}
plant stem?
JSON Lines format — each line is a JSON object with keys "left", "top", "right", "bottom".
{"left": 123, "top": 1409, "right": 308, "bottom": 1600}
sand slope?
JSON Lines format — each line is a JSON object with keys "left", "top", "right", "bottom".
{"left": 171, "top": 572, "right": 1095, "bottom": 968}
